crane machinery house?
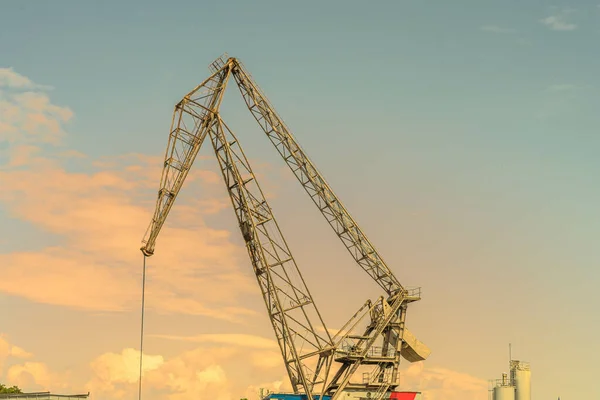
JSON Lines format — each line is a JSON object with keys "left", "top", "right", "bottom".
{"left": 139, "top": 54, "right": 431, "bottom": 400}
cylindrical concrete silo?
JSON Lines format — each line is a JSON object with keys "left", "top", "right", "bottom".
{"left": 493, "top": 385, "right": 515, "bottom": 400}
{"left": 510, "top": 361, "right": 531, "bottom": 400}
{"left": 492, "top": 373, "right": 515, "bottom": 400}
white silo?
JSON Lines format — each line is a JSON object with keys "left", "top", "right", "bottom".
{"left": 510, "top": 361, "right": 531, "bottom": 400}
{"left": 493, "top": 386, "right": 515, "bottom": 400}
{"left": 492, "top": 373, "right": 515, "bottom": 400}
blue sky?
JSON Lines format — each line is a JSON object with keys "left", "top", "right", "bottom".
{"left": 1, "top": 1, "right": 599, "bottom": 399}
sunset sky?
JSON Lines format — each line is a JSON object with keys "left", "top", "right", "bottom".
{"left": 1, "top": 1, "right": 599, "bottom": 399}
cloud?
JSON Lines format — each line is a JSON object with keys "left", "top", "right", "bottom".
{"left": 90, "top": 348, "right": 164, "bottom": 386}
{"left": 480, "top": 25, "right": 516, "bottom": 34}
{"left": 0, "top": 68, "right": 53, "bottom": 91}
{"left": 2, "top": 332, "right": 486, "bottom": 400}
{"left": 0, "top": 152, "right": 258, "bottom": 321}
{"left": 0, "top": 69, "right": 260, "bottom": 322}
{"left": 545, "top": 84, "right": 577, "bottom": 92}
{"left": 0, "top": 335, "right": 34, "bottom": 373}
{"left": 400, "top": 362, "right": 488, "bottom": 400}
{"left": 0, "top": 87, "right": 72, "bottom": 144}
{"left": 249, "top": 351, "right": 284, "bottom": 370}
{"left": 6, "top": 362, "right": 63, "bottom": 391}
{"left": 82, "top": 339, "right": 488, "bottom": 400}
{"left": 4, "top": 361, "right": 76, "bottom": 395}
{"left": 85, "top": 344, "right": 291, "bottom": 400}
{"left": 150, "top": 333, "right": 279, "bottom": 350}
{"left": 0, "top": 336, "right": 72, "bottom": 394}
{"left": 85, "top": 346, "right": 488, "bottom": 400}
{"left": 0, "top": 69, "right": 70, "bottom": 145}
{"left": 539, "top": 13, "right": 577, "bottom": 31}
{"left": 8, "top": 346, "right": 33, "bottom": 360}
{"left": 5, "top": 144, "right": 40, "bottom": 167}
{"left": 535, "top": 83, "right": 581, "bottom": 120}
{"left": 243, "top": 378, "right": 289, "bottom": 400}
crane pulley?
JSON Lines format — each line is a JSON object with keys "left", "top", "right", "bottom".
{"left": 140, "top": 55, "right": 430, "bottom": 400}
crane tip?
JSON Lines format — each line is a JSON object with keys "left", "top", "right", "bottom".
{"left": 140, "top": 247, "right": 154, "bottom": 257}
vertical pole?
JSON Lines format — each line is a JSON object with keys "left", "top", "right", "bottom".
{"left": 138, "top": 255, "right": 147, "bottom": 400}
{"left": 509, "top": 343, "right": 512, "bottom": 373}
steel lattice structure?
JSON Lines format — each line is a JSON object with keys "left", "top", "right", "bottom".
{"left": 141, "top": 55, "right": 430, "bottom": 400}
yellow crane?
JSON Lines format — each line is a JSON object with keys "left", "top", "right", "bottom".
{"left": 140, "top": 54, "right": 430, "bottom": 400}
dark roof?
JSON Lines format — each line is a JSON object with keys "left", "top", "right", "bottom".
{"left": 0, "top": 392, "right": 89, "bottom": 399}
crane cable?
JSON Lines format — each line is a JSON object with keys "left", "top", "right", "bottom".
{"left": 138, "top": 254, "right": 147, "bottom": 400}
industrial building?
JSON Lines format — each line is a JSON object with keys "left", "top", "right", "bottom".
{"left": 510, "top": 361, "right": 531, "bottom": 400}
{"left": 489, "top": 356, "right": 531, "bottom": 400}
{"left": 0, "top": 392, "right": 89, "bottom": 400}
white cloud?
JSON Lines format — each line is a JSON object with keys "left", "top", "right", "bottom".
{"left": 480, "top": 25, "right": 517, "bottom": 34}
{"left": 539, "top": 14, "right": 577, "bottom": 31}
{"left": 0, "top": 73, "right": 72, "bottom": 144}
{"left": 0, "top": 68, "right": 36, "bottom": 89}
{"left": 545, "top": 84, "right": 577, "bottom": 92}
{"left": 0, "top": 68, "right": 53, "bottom": 91}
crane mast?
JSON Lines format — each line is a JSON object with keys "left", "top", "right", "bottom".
{"left": 141, "top": 55, "right": 430, "bottom": 400}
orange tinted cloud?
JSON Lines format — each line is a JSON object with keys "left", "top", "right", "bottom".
{"left": 400, "top": 362, "right": 488, "bottom": 400}
{"left": 82, "top": 341, "right": 488, "bottom": 400}
{"left": 85, "top": 340, "right": 291, "bottom": 400}
{"left": 0, "top": 335, "right": 34, "bottom": 374}
{"left": 7, "top": 362, "right": 61, "bottom": 391}
{"left": 0, "top": 73, "right": 257, "bottom": 322}
{"left": 90, "top": 348, "right": 164, "bottom": 388}
{"left": 0, "top": 72, "right": 70, "bottom": 144}
{"left": 0, "top": 336, "right": 73, "bottom": 394}
{"left": 6, "top": 144, "right": 40, "bottom": 167}
{"left": 0, "top": 155, "right": 258, "bottom": 320}
{"left": 148, "top": 333, "right": 279, "bottom": 350}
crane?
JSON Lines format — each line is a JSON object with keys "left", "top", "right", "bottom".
{"left": 140, "top": 54, "right": 430, "bottom": 400}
